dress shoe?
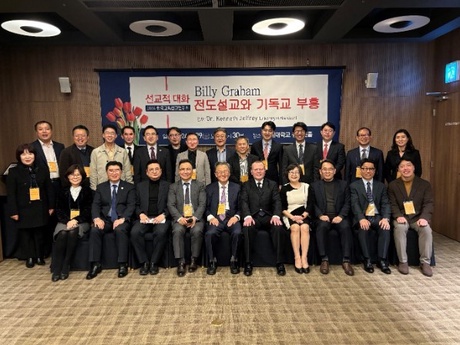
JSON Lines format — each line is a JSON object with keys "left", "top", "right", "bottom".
{"left": 397, "top": 262, "right": 409, "bottom": 275}
{"left": 60, "top": 273, "right": 69, "bottom": 280}
{"left": 26, "top": 258, "right": 35, "bottom": 268}
{"left": 177, "top": 262, "right": 186, "bottom": 277}
{"left": 207, "top": 261, "right": 217, "bottom": 275}
{"left": 377, "top": 260, "right": 391, "bottom": 274}
{"left": 51, "top": 274, "right": 60, "bottom": 282}
{"left": 86, "top": 263, "right": 102, "bottom": 280}
{"left": 276, "top": 263, "right": 286, "bottom": 276}
{"left": 230, "top": 261, "right": 240, "bottom": 274}
{"left": 36, "top": 258, "right": 46, "bottom": 266}
{"left": 139, "top": 262, "right": 149, "bottom": 275}
{"left": 363, "top": 259, "right": 374, "bottom": 273}
{"left": 302, "top": 267, "right": 310, "bottom": 274}
{"left": 149, "top": 262, "right": 159, "bottom": 275}
{"left": 294, "top": 266, "right": 303, "bottom": 274}
{"left": 118, "top": 265, "right": 128, "bottom": 278}
{"left": 342, "top": 262, "right": 354, "bottom": 276}
{"left": 188, "top": 257, "right": 198, "bottom": 272}
{"left": 420, "top": 263, "right": 433, "bottom": 277}
{"left": 243, "top": 262, "right": 253, "bottom": 276}
{"left": 320, "top": 260, "right": 330, "bottom": 274}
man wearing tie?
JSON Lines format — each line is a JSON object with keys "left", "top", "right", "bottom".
{"left": 121, "top": 126, "right": 138, "bottom": 164}
{"left": 168, "top": 159, "right": 206, "bottom": 277}
{"left": 205, "top": 162, "right": 241, "bottom": 275}
{"left": 316, "top": 122, "right": 346, "bottom": 180}
{"left": 350, "top": 158, "right": 391, "bottom": 274}
{"left": 206, "top": 127, "right": 235, "bottom": 183}
{"left": 86, "top": 161, "right": 135, "bottom": 279}
{"left": 240, "top": 161, "right": 286, "bottom": 276}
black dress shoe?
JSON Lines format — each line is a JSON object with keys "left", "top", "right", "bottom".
{"left": 230, "top": 261, "right": 240, "bottom": 274}
{"left": 118, "top": 265, "right": 128, "bottom": 278}
{"left": 60, "top": 273, "right": 69, "bottom": 280}
{"left": 188, "top": 257, "right": 198, "bottom": 272}
{"left": 377, "top": 260, "right": 392, "bottom": 274}
{"left": 149, "top": 262, "right": 159, "bottom": 275}
{"left": 36, "top": 258, "right": 46, "bottom": 266}
{"left": 276, "top": 263, "right": 286, "bottom": 276}
{"left": 243, "top": 262, "right": 253, "bottom": 276}
{"left": 26, "top": 258, "right": 35, "bottom": 268}
{"left": 86, "top": 263, "right": 102, "bottom": 280}
{"left": 177, "top": 262, "right": 186, "bottom": 277}
{"left": 302, "top": 267, "right": 310, "bottom": 274}
{"left": 139, "top": 262, "right": 149, "bottom": 275}
{"left": 294, "top": 266, "right": 303, "bottom": 274}
{"left": 207, "top": 261, "right": 217, "bottom": 275}
{"left": 51, "top": 274, "right": 60, "bottom": 282}
{"left": 363, "top": 259, "right": 374, "bottom": 273}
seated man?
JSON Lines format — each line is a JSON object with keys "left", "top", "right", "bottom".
{"left": 350, "top": 158, "right": 391, "bottom": 274}
{"left": 308, "top": 159, "right": 354, "bottom": 276}
{"left": 388, "top": 158, "right": 434, "bottom": 277}
{"left": 240, "top": 161, "right": 286, "bottom": 276}
{"left": 87, "top": 161, "right": 135, "bottom": 279}
{"left": 168, "top": 159, "right": 206, "bottom": 277}
{"left": 205, "top": 162, "right": 241, "bottom": 275}
{"left": 131, "top": 160, "right": 170, "bottom": 276}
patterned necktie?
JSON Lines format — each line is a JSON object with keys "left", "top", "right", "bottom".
{"left": 323, "top": 143, "right": 328, "bottom": 160}
{"left": 366, "top": 182, "right": 374, "bottom": 202}
{"left": 219, "top": 185, "right": 226, "bottom": 220}
{"left": 298, "top": 144, "right": 304, "bottom": 163}
{"left": 257, "top": 182, "right": 262, "bottom": 189}
{"left": 361, "top": 148, "right": 367, "bottom": 160}
{"left": 127, "top": 146, "right": 132, "bottom": 160}
{"left": 184, "top": 182, "right": 190, "bottom": 204}
{"left": 111, "top": 185, "right": 118, "bottom": 222}
{"left": 150, "top": 146, "right": 156, "bottom": 160}
{"left": 263, "top": 143, "right": 269, "bottom": 160}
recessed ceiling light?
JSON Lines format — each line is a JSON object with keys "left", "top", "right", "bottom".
{"left": 1, "top": 20, "right": 61, "bottom": 37}
{"left": 130, "top": 20, "right": 182, "bottom": 37}
{"left": 252, "top": 17, "right": 305, "bottom": 36}
{"left": 373, "top": 15, "right": 430, "bottom": 33}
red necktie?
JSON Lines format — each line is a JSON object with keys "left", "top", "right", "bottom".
{"left": 323, "top": 143, "right": 328, "bottom": 160}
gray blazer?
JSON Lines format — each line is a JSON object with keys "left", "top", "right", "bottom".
{"left": 167, "top": 179, "right": 206, "bottom": 222}
{"left": 175, "top": 150, "right": 211, "bottom": 186}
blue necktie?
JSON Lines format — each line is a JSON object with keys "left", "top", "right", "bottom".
{"left": 111, "top": 185, "right": 118, "bottom": 222}
{"left": 366, "top": 182, "right": 373, "bottom": 202}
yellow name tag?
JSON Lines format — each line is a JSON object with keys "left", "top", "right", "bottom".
{"left": 48, "top": 161, "right": 58, "bottom": 173}
{"left": 396, "top": 171, "right": 402, "bottom": 179}
{"left": 183, "top": 204, "right": 193, "bottom": 217}
{"left": 29, "top": 187, "right": 40, "bottom": 201}
{"left": 299, "top": 164, "right": 305, "bottom": 175}
{"left": 70, "top": 209, "right": 80, "bottom": 219}
{"left": 131, "top": 166, "right": 134, "bottom": 175}
{"left": 403, "top": 201, "right": 416, "bottom": 215}
{"left": 262, "top": 159, "right": 268, "bottom": 170}
{"left": 240, "top": 174, "right": 248, "bottom": 183}
{"left": 192, "top": 169, "right": 197, "bottom": 180}
{"left": 355, "top": 167, "right": 362, "bottom": 178}
{"left": 365, "top": 203, "right": 376, "bottom": 217}
{"left": 84, "top": 166, "right": 90, "bottom": 177}
{"left": 217, "top": 203, "right": 226, "bottom": 216}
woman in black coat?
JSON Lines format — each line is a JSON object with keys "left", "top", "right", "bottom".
{"left": 51, "top": 164, "right": 92, "bottom": 282}
{"left": 7, "top": 144, "right": 54, "bottom": 268}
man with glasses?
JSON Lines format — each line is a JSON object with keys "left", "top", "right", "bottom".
{"left": 165, "top": 127, "right": 187, "bottom": 183}
{"left": 206, "top": 127, "right": 235, "bottom": 183}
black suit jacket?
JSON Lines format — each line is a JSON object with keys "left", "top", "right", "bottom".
{"left": 92, "top": 180, "right": 136, "bottom": 222}
{"left": 308, "top": 179, "right": 350, "bottom": 220}
{"left": 56, "top": 184, "right": 93, "bottom": 224}
{"left": 205, "top": 181, "right": 240, "bottom": 220}
{"left": 251, "top": 140, "right": 283, "bottom": 185}
{"left": 282, "top": 142, "right": 319, "bottom": 184}
{"left": 316, "top": 141, "right": 346, "bottom": 179}
{"left": 206, "top": 146, "right": 236, "bottom": 183}
{"left": 349, "top": 179, "right": 390, "bottom": 226}
{"left": 31, "top": 139, "right": 65, "bottom": 173}
{"left": 240, "top": 178, "right": 282, "bottom": 218}
{"left": 124, "top": 144, "right": 139, "bottom": 164}
{"left": 135, "top": 179, "right": 170, "bottom": 218}
{"left": 345, "top": 146, "right": 384, "bottom": 184}
{"left": 227, "top": 152, "right": 259, "bottom": 185}
{"left": 164, "top": 143, "right": 187, "bottom": 182}
{"left": 59, "top": 144, "right": 94, "bottom": 185}
{"left": 133, "top": 145, "right": 172, "bottom": 184}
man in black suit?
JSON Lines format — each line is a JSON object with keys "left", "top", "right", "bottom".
{"left": 282, "top": 122, "right": 319, "bottom": 184}
{"left": 133, "top": 125, "right": 172, "bottom": 184}
{"left": 86, "top": 161, "right": 136, "bottom": 279}
{"left": 59, "top": 125, "right": 93, "bottom": 186}
{"left": 121, "top": 125, "right": 138, "bottom": 164}
{"left": 350, "top": 159, "right": 391, "bottom": 274}
{"left": 316, "top": 122, "right": 346, "bottom": 180}
{"left": 240, "top": 161, "right": 286, "bottom": 276}
{"left": 345, "top": 127, "right": 384, "bottom": 184}
{"left": 251, "top": 121, "right": 283, "bottom": 186}
{"left": 308, "top": 159, "right": 354, "bottom": 276}
{"left": 205, "top": 162, "right": 241, "bottom": 275}
{"left": 206, "top": 127, "right": 235, "bottom": 183}
{"left": 167, "top": 159, "right": 206, "bottom": 277}
{"left": 227, "top": 136, "right": 258, "bottom": 185}
{"left": 131, "top": 160, "right": 170, "bottom": 276}
{"left": 164, "top": 127, "right": 187, "bottom": 183}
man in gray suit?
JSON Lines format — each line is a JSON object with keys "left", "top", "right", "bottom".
{"left": 350, "top": 158, "right": 391, "bottom": 274}
{"left": 168, "top": 159, "right": 206, "bottom": 277}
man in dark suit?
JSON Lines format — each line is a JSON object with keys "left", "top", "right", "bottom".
{"left": 164, "top": 127, "right": 187, "bottom": 183}
{"left": 175, "top": 132, "right": 211, "bottom": 186}
{"left": 168, "top": 159, "right": 206, "bottom": 277}
{"left": 86, "top": 161, "right": 136, "bottom": 279}
{"left": 308, "top": 159, "right": 354, "bottom": 276}
{"left": 205, "top": 162, "right": 241, "bottom": 275}
{"left": 282, "top": 122, "right": 319, "bottom": 184}
{"left": 251, "top": 121, "right": 283, "bottom": 186}
{"left": 388, "top": 158, "right": 434, "bottom": 277}
{"left": 240, "top": 161, "right": 286, "bottom": 276}
{"left": 131, "top": 160, "right": 170, "bottom": 276}
{"left": 227, "top": 136, "right": 258, "bottom": 185}
{"left": 350, "top": 158, "right": 391, "bottom": 274}
{"left": 133, "top": 125, "right": 172, "bottom": 184}
{"left": 345, "top": 127, "right": 384, "bottom": 184}
{"left": 59, "top": 125, "right": 93, "bottom": 186}
{"left": 121, "top": 125, "right": 139, "bottom": 164}
{"left": 206, "top": 127, "right": 235, "bottom": 183}
{"left": 316, "top": 122, "right": 345, "bottom": 180}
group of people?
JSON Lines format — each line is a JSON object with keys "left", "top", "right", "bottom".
{"left": 6, "top": 120, "right": 434, "bottom": 282}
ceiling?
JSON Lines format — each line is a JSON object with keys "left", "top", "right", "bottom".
{"left": 1, "top": 0, "right": 460, "bottom": 46}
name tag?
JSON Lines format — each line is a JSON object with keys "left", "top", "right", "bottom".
{"left": 183, "top": 204, "right": 193, "bottom": 218}
{"left": 84, "top": 166, "right": 90, "bottom": 177}
{"left": 48, "top": 161, "right": 58, "bottom": 173}
{"left": 355, "top": 167, "right": 362, "bottom": 178}
{"left": 70, "top": 209, "right": 80, "bottom": 219}
{"left": 30, "top": 187, "right": 40, "bottom": 201}
{"left": 262, "top": 159, "right": 268, "bottom": 170}
{"left": 217, "top": 203, "right": 226, "bottom": 216}
{"left": 299, "top": 164, "right": 305, "bottom": 175}
{"left": 130, "top": 166, "right": 134, "bottom": 175}
{"left": 403, "top": 201, "right": 416, "bottom": 215}
{"left": 191, "top": 169, "right": 197, "bottom": 180}
{"left": 240, "top": 174, "right": 248, "bottom": 183}
{"left": 396, "top": 171, "right": 402, "bottom": 179}
{"left": 365, "top": 203, "right": 376, "bottom": 217}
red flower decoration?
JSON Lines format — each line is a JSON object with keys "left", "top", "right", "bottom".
{"left": 123, "top": 102, "right": 131, "bottom": 114}
{"left": 106, "top": 112, "right": 116, "bottom": 122}
{"left": 126, "top": 112, "right": 135, "bottom": 122}
{"left": 139, "top": 115, "right": 148, "bottom": 125}
{"left": 114, "top": 98, "right": 123, "bottom": 109}
{"left": 133, "top": 107, "right": 142, "bottom": 117}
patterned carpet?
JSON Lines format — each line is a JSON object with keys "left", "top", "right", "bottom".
{"left": 0, "top": 231, "right": 459, "bottom": 345}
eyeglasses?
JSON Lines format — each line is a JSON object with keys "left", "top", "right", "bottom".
{"left": 70, "top": 174, "right": 82, "bottom": 177}
{"left": 360, "top": 167, "right": 375, "bottom": 171}
{"left": 288, "top": 171, "right": 300, "bottom": 175}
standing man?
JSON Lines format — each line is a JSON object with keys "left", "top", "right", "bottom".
{"left": 251, "top": 121, "right": 283, "bottom": 186}
{"left": 131, "top": 160, "right": 170, "bottom": 276}
{"left": 282, "top": 122, "right": 319, "bottom": 184}
{"left": 388, "top": 158, "right": 434, "bottom": 277}
{"left": 165, "top": 127, "right": 187, "bottom": 183}
{"left": 175, "top": 132, "right": 211, "bottom": 186}
{"left": 227, "top": 136, "right": 258, "bottom": 185}
{"left": 133, "top": 125, "right": 172, "bottom": 184}
{"left": 206, "top": 127, "right": 235, "bottom": 183}
{"left": 121, "top": 126, "right": 138, "bottom": 165}
{"left": 240, "top": 161, "right": 286, "bottom": 276}
{"left": 316, "top": 122, "right": 346, "bottom": 180}
{"left": 86, "top": 161, "right": 135, "bottom": 279}
{"left": 168, "top": 159, "right": 206, "bottom": 277}
{"left": 345, "top": 127, "right": 384, "bottom": 185}
{"left": 90, "top": 124, "right": 133, "bottom": 191}
{"left": 308, "top": 159, "right": 354, "bottom": 276}
{"left": 205, "top": 162, "right": 241, "bottom": 275}
{"left": 350, "top": 158, "right": 391, "bottom": 274}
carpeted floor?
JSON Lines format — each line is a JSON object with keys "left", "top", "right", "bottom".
{"left": 0, "top": 231, "right": 459, "bottom": 345}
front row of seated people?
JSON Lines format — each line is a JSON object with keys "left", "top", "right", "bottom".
{"left": 7, "top": 143, "right": 434, "bottom": 281}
